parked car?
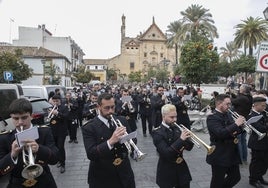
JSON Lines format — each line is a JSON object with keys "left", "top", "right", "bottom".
{"left": 22, "top": 85, "right": 67, "bottom": 100}
{"left": 0, "top": 84, "right": 24, "bottom": 132}
{"left": 26, "top": 98, "right": 53, "bottom": 126}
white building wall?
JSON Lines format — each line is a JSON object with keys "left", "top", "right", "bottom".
{"left": 44, "top": 37, "right": 72, "bottom": 60}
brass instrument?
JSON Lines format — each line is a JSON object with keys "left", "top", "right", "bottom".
{"left": 20, "top": 126, "right": 44, "bottom": 180}
{"left": 173, "top": 122, "right": 216, "bottom": 155}
{"left": 47, "top": 105, "right": 57, "bottom": 119}
{"left": 127, "top": 101, "right": 135, "bottom": 113}
{"left": 228, "top": 109, "right": 266, "bottom": 140}
{"left": 110, "top": 115, "right": 147, "bottom": 161}
{"left": 121, "top": 96, "right": 135, "bottom": 113}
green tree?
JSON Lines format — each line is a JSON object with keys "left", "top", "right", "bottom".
{"left": 106, "top": 68, "right": 117, "bottom": 81}
{"left": 166, "top": 20, "right": 185, "bottom": 64}
{"left": 73, "top": 65, "right": 94, "bottom": 84}
{"left": 180, "top": 4, "right": 219, "bottom": 41}
{"left": 180, "top": 40, "right": 219, "bottom": 84}
{"left": 232, "top": 54, "right": 256, "bottom": 78}
{"left": 155, "top": 69, "right": 170, "bottom": 84}
{"left": 219, "top": 41, "right": 242, "bottom": 63}
{"left": 128, "top": 71, "right": 142, "bottom": 83}
{"left": 234, "top": 16, "right": 268, "bottom": 55}
{"left": 216, "top": 61, "right": 236, "bottom": 80}
{"left": 0, "top": 49, "right": 32, "bottom": 83}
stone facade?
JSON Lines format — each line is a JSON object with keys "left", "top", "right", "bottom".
{"left": 84, "top": 15, "right": 176, "bottom": 82}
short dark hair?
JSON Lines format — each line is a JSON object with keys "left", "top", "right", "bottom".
{"left": 97, "top": 93, "right": 113, "bottom": 105}
{"left": 52, "top": 94, "right": 61, "bottom": 100}
{"left": 9, "top": 98, "right": 32, "bottom": 115}
{"left": 215, "top": 94, "right": 230, "bottom": 104}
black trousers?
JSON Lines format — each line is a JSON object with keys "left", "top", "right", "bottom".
{"left": 53, "top": 134, "right": 66, "bottom": 166}
{"left": 210, "top": 164, "right": 240, "bottom": 188}
{"left": 249, "top": 149, "right": 268, "bottom": 182}
{"left": 67, "top": 119, "right": 78, "bottom": 140}
{"left": 140, "top": 114, "right": 152, "bottom": 134}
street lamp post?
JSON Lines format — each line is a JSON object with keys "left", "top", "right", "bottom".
{"left": 41, "top": 59, "right": 46, "bottom": 85}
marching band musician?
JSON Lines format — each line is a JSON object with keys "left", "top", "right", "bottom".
{"left": 48, "top": 94, "right": 69, "bottom": 173}
{"left": 63, "top": 92, "right": 79, "bottom": 144}
{"left": 115, "top": 89, "right": 137, "bottom": 133}
{"left": 206, "top": 94, "right": 244, "bottom": 188}
{"left": 82, "top": 93, "right": 135, "bottom": 188}
{"left": 151, "top": 85, "right": 168, "bottom": 128}
{"left": 248, "top": 96, "right": 268, "bottom": 187}
{"left": 171, "top": 87, "right": 191, "bottom": 130}
{"left": 115, "top": 89, "right": 138, "bottom": 159}
{"left": 0, "top": 98, "right": 59, "bottom": 188}
{"left": 152, "top": 104, "right": 194, "bottom": 188}
{"left": 137, "top": 88, "right": 153, "bottom": 137}
{"left": 82, "top": 92, "right": 98, "bottom": 120}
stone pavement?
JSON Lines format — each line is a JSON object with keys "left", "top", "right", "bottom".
{"left": 0, "top": 120, "right": 267, "bottom": 188}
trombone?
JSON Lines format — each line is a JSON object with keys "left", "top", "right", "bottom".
{"left": 20, "top": 126, "right": 43, "bottom": 180}
{"left": 110, "top": 115, "right": 147, "bottom": 161}
{"left": 173, "top": 122, "right": 216, "bottom": 155}
{"left": 228, "top": 109, "right": 266, "bottom": 140}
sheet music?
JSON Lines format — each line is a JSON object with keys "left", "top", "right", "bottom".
{"left": 15, "top": 126, "right": 39, "bottom": 147}
{"left": 119, "top": 131, "right": 137, "bottom": 144}
{"left": 246, "top": 115, "right": 263, "bottom": 125}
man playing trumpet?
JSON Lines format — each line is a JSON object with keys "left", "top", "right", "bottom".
{"left": 82, "top": 93, "right": 135, "bottom": 188}
{"left": 152, "top": 104, "right": 194, "bottom": 188}
{"left": 206, "top": 94, "right": 244, "bottom": 188}
{"left": 0, "top": 98, "right": 59, "bottom": 188}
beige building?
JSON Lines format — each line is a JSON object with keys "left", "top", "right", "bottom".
{"left": 84, "top": 15, "right": 176, "bottom": 82}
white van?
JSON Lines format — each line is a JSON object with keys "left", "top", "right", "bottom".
{"left": 0, "top": 84, "right": 24, "bottom": 132}
{"left": 22, "top": 85, "right": 66, "bottom": 100}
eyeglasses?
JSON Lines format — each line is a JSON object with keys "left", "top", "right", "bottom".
{"left": 102, "top": 105, "right": 115, "bottom": 111}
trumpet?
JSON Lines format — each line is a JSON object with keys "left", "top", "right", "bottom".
{"left": 110, "top": 115, "right": 147, "bottom": 161}
{"left": 47, "top": 105, "right": 57, "bottom": 119}
{"left": 127, "top": 101, "right": 135, "bottom": 113}
{"left": 228, "top": 109, "right": 266, "bottom": 140}
{"left": 20, "top": 126, "right": 43, "bottom": 180}
{"left": 173, "top": 122, "right": 216, "bottom": 155}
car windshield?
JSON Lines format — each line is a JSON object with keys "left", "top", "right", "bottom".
{"left": 31, "top": 100, "right": 52, "bottom": 112}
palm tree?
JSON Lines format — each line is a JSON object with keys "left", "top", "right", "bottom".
{"left": 166, "top": 20, "right": 185, "bottom": 64}
{"left": 180, "top": 4, "right": 219, "bottom": 41}
{"left": 219, "top": 41, "right": 242, "bottom": 63}
{"left": 234, "top": 16, "right": 268, "bottom": 56}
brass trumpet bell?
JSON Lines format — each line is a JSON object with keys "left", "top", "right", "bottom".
{"left": 22, "top": 163, "right": 43, "bottom": 179}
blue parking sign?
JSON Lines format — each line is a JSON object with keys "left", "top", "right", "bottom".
{"left": 3, "top": 71, "right": 13, "bottom": 81}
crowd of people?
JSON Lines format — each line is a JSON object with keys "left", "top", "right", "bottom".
{"left": 0, "top": 82, "right": 268, "bottom": 188}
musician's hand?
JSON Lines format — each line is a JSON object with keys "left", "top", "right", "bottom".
{"left": 23, "top": 140, "right": 39, "bottom": 153}
{"left": 53, "top": 109, "right": 59, "bottom": 115}
{"left": 11, "top": 140, "right": 22, "bottom": 158}
{"left": 180, "top": 129, "right": 191, "bottom": 141}
{"left": 235, "top": 116, "right": 245, "bottom": 127}
{"left": 161, "top": 95, "right": 166, "bottom": 101}
{"left": 108, "top": 127, "right": 126, "bottom": 146}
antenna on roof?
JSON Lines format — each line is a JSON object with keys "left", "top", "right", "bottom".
{"left": 54, "top": 24, "right": 57, "bottom": 36}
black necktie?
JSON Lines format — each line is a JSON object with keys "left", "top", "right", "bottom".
{"left": 108, "top": 119, "right": 115, "bottom": 131}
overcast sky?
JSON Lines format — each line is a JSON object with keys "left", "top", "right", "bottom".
{"left": 0, "top": 0, "right": 266, "bottom": 59}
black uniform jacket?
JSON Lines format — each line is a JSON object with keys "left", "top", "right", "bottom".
{"left": 171, "top": 95, "right": 191, "bottom": 129}
{"left": 152, "top": 124, "right": 194, "bottom": 187}
{"left": 82, "top": 116, "right": 135, "bottom": 188}
{"left": 0, "top": 126, "right": 59, "bottom": 188}
{"left": 248, "top": 111, "right": 268, "bottom": 150}
{"left": 49, "top": 103, "right": 69, "bottom": 137}
{"left": 206, "top": 110, "right": 242, "bottom": 167}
